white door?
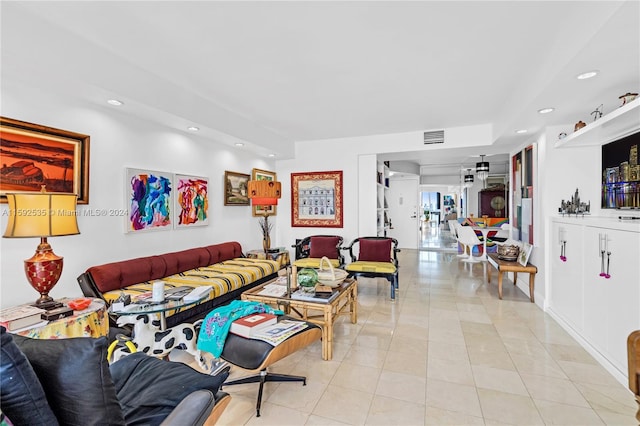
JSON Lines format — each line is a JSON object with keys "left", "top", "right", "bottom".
{"left": 387, "top": 177, "right": 419, "bottom": 249}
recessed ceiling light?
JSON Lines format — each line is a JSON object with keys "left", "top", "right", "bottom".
{"left": 107, "top": 99, "right": 123, "bottom": 106}
{"left": 538, "top": 107, "right": 555, "bottom": 114}
{"left": 187, "top": 126, "right": 199, "bottom": 132}
{"left": 576, "top": 70, "right": 598, "bottom": 80}
{"left": 516, "top": 129, "right": 528, "bottom": 134}
{"left": 268, "top": 154, "right": 276, "bottom": 157}
{"left": 234, "top": 142, "right": 244, "bottom": 147}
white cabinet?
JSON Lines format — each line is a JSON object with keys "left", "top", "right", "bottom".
{"left": 583, "top": 225, "right": 640, "bottom": 374}
{"left": 549, "top": 221, "right": 584, "bottom": 331}
{"left": 549, "top": 217, "right": 640, "bottom": 379}
{"left": 377, "top": 161, "right": 390, "bottom": 237}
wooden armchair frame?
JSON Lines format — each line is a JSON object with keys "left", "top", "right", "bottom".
{"left": 343, "top": 236, "right": 400, "bottom": 300}
{"left": 628, "top": 330, "right": 640, "bottom": 422}
{"left": 291, "top": 235, "right": 345, "bottom": 264}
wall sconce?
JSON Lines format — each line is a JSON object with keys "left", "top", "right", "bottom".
{"left": 476, "top": 155, "right": 490, "bottom": 181}
{"left": 247, "top": 180, "right": 281, "bottom": 252}
{"left": 3, "top": 187, "right": 80, "bottom": 308}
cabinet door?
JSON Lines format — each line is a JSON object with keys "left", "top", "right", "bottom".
{"left": 549, "top": 222, "right": 584, "bottom": 331}
{"left": 602, "top": 228, "right": 640, "bottom": 372}
{"left": 583, "top": 226, "right": 640, "bottom": 374}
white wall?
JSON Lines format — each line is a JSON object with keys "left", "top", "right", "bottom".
{"left": 1, "top": 83, "right": 272, "bottom": 308}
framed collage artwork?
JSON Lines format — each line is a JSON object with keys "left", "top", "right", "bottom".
{"left": 291, "top": 170, "right": 343, "bottom": 227}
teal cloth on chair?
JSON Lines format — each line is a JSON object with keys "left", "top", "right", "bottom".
{"left": 197, "top": 300, "right": 283, "bottom": 358}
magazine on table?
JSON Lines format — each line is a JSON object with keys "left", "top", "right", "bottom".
{"left": 250, "top": 319, "right": 308, "bottom": 346}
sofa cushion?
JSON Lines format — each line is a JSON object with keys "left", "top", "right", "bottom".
{"left": 309, "top": 236, "right": 341, "bottom": 259}
{"left": 12, "top": 334, "right": 125, "bottom": 426}
{"left": 110, "top": 353, "right": 229, "bottom": 425}
{"left": 0, "top": 326, "right": 59, "bottom": 425}
{"left": 358, "top": 238, "right": 392, "bottom": 262}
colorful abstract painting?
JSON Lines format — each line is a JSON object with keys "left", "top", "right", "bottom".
{"left": 175, "top": 174, "right": 209, "bottom": 228}
{"left": 126, "top": 168, "right": 173, "bottom": 232}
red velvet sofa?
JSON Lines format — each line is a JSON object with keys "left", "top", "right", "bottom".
{"left": 77, "top": 241, "right": 279, "bottom": 328}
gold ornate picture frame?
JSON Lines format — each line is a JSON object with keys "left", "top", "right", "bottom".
{"left": 0, "top": 117, "right": 90, "bottom": 203}
{"left": 291, "top": 170, "right": 343, "bottom": 227}
{"left": 251, "top": 168, "right": 277, "bottom": 216}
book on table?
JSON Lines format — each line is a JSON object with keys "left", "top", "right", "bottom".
{"left": 229, "top": 313, "right": 278, "bottom": 338}
{"left": 0, "top": 305, "right": 46, "bottom": 331}
{"left": 249, "top": 319, "right": 308, "bottom": 346}
{"left": 290, "top": 289, "right": 339, "bottom": 303}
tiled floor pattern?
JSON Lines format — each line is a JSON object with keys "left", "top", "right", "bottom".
{"left": 177, "top": 247, "right": 637, "bottom": 425}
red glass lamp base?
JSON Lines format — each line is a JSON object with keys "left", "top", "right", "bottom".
{"left": 24, "top": 239, "right": 63, "bottom": 307}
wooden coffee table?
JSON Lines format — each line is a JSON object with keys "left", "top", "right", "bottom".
{"left": 241, "top": 278, "right": 357, "bottom": 360}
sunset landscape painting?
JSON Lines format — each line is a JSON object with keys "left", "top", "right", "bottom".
{"left": 0, "top": 117, "right": 90, "bottom": 203}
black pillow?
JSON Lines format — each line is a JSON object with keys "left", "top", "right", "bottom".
{"left": 12, "top": 334, "right": 125, "bottom": 426}
{"left": 0, "top": 327, "right": 59, "bottom": 425}
{"left": 110, "top": 353, "right": 228, "bottom": 426}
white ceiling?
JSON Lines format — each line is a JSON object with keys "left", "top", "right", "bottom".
{"left": 2, "top": 1, "right": 639, "bottom": 177}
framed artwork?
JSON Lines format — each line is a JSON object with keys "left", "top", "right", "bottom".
{"left": 0, "top": 116, "right": 90, "bottom": 203}
{"left": 518, "top": 242, "right": 533, "bottom": 267}
{"left": 125, "top": 168, "right": 173, "bottom": 232}
{"left": 224, "top": 171, "right": 250, "bottom": 206}
{"left": 512, "top": 144, "right": 535, "bottom": 244}
{"left": 291, "top": 170, "right": 343, "bottom": 228}
{"left": 174, "top": 174, "right": 209, "bottom": 228}
{"left": 251, "top": 168, "right": 277, "bottom": 216}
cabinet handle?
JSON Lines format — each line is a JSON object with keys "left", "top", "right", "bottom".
{"left": 560, "top": 240, "right": 567, "bottom": 262}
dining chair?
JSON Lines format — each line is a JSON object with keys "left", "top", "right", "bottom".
{"left": 456, "top": 226, "right": 484, "bottom": 263}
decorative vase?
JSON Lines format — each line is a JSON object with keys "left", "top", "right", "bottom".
{"left": 262, "top": 235, "right": 271, "bottom": 252}
{"left": 297, "top": 268, "right": 318, "bottom": 293}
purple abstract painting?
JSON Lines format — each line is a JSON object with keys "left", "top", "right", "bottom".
{"left": 126, "top": 168, "right": 173, "bottom": 232}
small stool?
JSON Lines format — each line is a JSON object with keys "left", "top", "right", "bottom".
{"left": 220, "top": 318, "right": 321, "bottom": 417}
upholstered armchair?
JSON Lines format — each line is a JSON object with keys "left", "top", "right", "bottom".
{"left": 291, "top": 235, "right": 344, "bottom": 287}
{"left": 343, "top": 236, "right": 400, "bottom": 300}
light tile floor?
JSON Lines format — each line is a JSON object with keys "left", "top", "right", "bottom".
{"left": 176, "top": 232, "right": 637, "bottom": 425}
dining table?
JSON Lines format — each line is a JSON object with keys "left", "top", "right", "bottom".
{"left": 471, "top": 226, "right": 503, "bottom": 261}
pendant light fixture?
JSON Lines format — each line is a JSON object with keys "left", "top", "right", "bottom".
{"left": 476, "top": 155, "right": 490, "bottom": 181}
{"left": 464, "top": 168, "right": 474, "bottom": 188}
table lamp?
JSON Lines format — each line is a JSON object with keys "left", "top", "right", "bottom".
{"left": 247, "top": 180, "right": 281, "bottom": 252}
{"left": 3, "top": 187, "right": 80, "bottom": 308}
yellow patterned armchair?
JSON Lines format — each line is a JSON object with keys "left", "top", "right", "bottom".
{"left": 291, "top": 235, "right": 344, "bottom": 287}
{"left": 343, "top": 237, "right": 400, "bottom": 300}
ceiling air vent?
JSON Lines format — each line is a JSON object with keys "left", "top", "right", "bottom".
{"left": 423, "top": 130, "right": 444, "bottom": 145}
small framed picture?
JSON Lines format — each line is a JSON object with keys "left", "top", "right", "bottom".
{"left": 518, "top": 242, "right": 533, "bottom": 267}
{"left": 224, "top": 171, "right": 250, "bottom": 206}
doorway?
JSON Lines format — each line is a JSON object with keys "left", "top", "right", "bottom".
{"left": 419, "top": 190, "right": 457, "bottom": 253}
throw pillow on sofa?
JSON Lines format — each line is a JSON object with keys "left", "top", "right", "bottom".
{"left": 11, "top": 333, "right": 125, "bottom": 426}
{"left": 0, "top": 326, "right": 59, "bottom": 425}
